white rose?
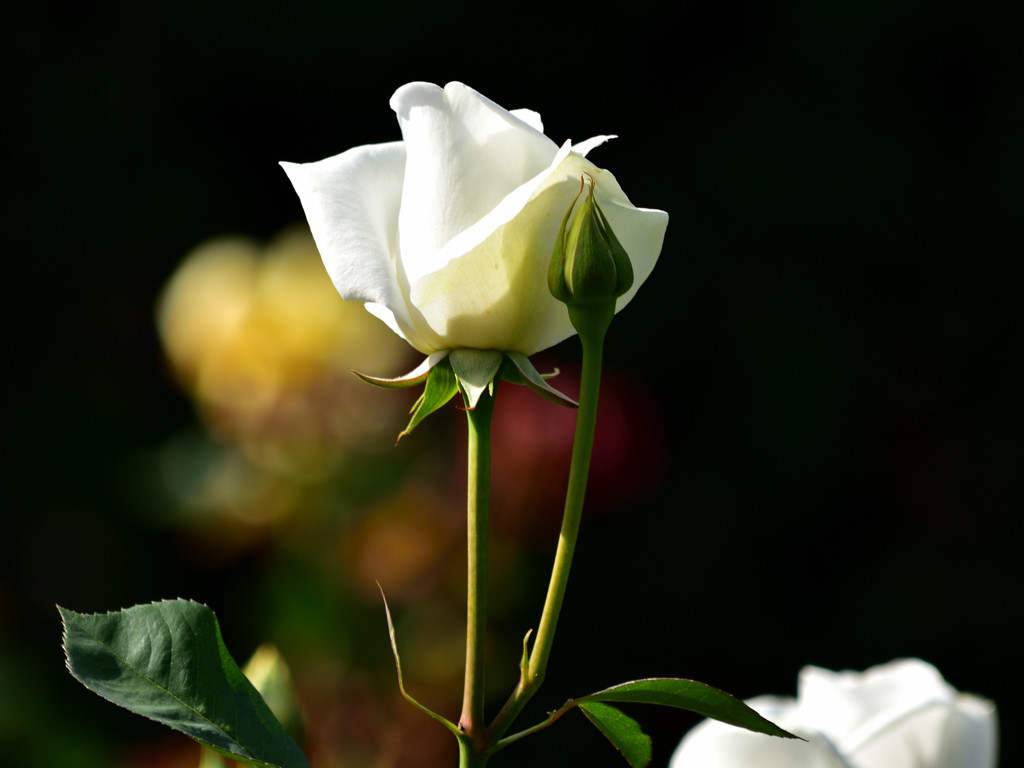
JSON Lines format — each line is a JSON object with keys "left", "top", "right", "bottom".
{"left": 670, "top": 659, "right": 997, "bottom": 768}
{"left": 281, "top": 81, "right": 668, "bottom": 358}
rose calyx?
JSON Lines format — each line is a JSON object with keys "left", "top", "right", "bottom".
{"left": 355, "top": 351, "right": 577, "bottom": 441}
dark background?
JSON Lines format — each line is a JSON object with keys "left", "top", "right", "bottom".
{"left": 5, "top": 0, "right": 1020, "bottom": 766}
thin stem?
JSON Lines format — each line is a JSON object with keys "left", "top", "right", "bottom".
{"left": 487, "top": 323, "right": 607, "bottom": 743}
{"left": 492, "top": 697, "right": 577, "bottom": 753}
{"left": 528, "top": 331, "right": 603, "bottom": 678}
{"left": 460, "top": 390, "right": 496, "bottom": 742}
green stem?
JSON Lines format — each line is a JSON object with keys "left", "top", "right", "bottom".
{"left": 458, "top": 736, "right": 491, "bottom": 768}
{"left": 487, "top": 316, "right": 608, "bottom": 744}
{"left": 527, "top": 330, "right": 603, "bottom": 678}
{"left": 460, "top": 389, "right": 496, "bottom": 752}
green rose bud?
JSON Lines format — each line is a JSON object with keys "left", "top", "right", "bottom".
{"left": 548, "top": 174, "right": 634, "bottom": 309}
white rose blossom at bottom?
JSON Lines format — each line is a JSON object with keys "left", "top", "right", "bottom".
{"left": 670, "top": 659, "right": 997, "bottom": 768}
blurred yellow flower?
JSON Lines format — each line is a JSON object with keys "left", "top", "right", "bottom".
{"left": 157, "top": 226, "right": 412, "bottom": 481}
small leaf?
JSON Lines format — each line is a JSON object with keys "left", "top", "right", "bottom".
{"left": 353, "top": 352, "right": 449, "bottom": 389}
{"left": 518, "top": 628, "right": 533, "bottom": 680}
{"left": 577, "top": 678, "right": 798, "bottom": 740}
{"left": 378, "top": 586, "right": 460, "bottom": 736}
{"left": 449, "top": 349, "right": 503, "bottom": 409}
{"left": 60, "top": 600, "right": 308, "bottom": 768}
{"left": 503, "top": 352, "right": 577, "bottom": 407}
{"left": 579, "top": 701, "right": 652, "bottom": 768}
{"left": 399, "top": 356, "right": 459, "bottom": 439}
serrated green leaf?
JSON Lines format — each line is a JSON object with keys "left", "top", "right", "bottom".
{"left": 577, "top": 678, "right": 798, "bottom": 740}
{"left": 400, "top": 357, "right": 459, "bottom": 439}
{"left": 579, "top": 701, "right": 652, "bottom": 768}
{"left": 59, "top": 600, "right": 308, "bottom": 768}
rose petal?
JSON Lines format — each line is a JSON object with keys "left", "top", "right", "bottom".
{"left": 797, "top": 659, "right": 955, "bottom": 745}
{"left": 937, "top": 694, "right": 998, "bottom": 768}
{"left": 404, "top": 140, "right": 575, "bottom": 352}
{"left": 408, "top": 143, "right": 667, "bottom": 354}
{"left": 509, "top": 107, "right": 544, "bottom": 133}
{"left": 363, "top": 301, "right": 446, "bottom": 353}
{"left": 670, "top": 697, "right": 852, "bottom": 768}
{"left": 284, "top": 82, "right": 668, "bottom": 359}
{"left": 843, "top": 694, "right": 997, "bottom": 768}
{"left": 671, "top": 661, "right": 996, "bottom": 768}
{"left": 282, "top": 143, "right": 454, "bottom": 353}
{"left": 573, "top": 134, "right": 616, "bottom": 157}
{"left": 280, "top": 142, "right": 408, "bottom": 314}
{"left": 389, "top": 81, "right": 558, "bottom": 283}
